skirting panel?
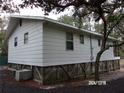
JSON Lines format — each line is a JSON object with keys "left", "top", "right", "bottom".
{"left": 8, "top": 60, "right": 120, "bottom": 84}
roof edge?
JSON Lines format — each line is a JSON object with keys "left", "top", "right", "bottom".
{"left": 7, "top": 15, "right": 119, "bottom": 41}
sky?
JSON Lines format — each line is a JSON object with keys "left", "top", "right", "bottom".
{"left": 15, "top": 7, "right": 70, "bottom": 20}
{"left": 0, "top": 0, "right": 72, "bottom": 20}
{"left": 1, "top": 7, "right": 70, "bottom": 20}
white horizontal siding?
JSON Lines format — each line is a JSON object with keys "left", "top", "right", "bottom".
{"left": 42, "top": 24, "right": 115, "bottom": 66}
{"left": 8, "top": 20, "right": 43, "bottom": 66}
{"left": 42, "top": 24, "right": 91, "bottom": 66}
{"left": 91, "top": 37, "right": 114, "bottom": 61}
{"left": 101, "top": 47, "right": 114, "bottom": 60}
{"left": 8, "top": 20, "right": 115, "bottom": 67}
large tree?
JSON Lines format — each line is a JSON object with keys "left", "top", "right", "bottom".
{"left": 111, "top": 14, "right": 124, "bottom": 57}
{"left": 0, "top": 17, "right": 8, "bottom": 56}
{"left": 1, "top": 0, "right": 124, "bottom": 80}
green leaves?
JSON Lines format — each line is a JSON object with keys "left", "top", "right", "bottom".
{"left": 0, "top": 32, "right": 4, "bottom": 48}
{"left": 58, "top": 14, "right": 87, "bottom": 29}
{"left": 108, "top": 15, "right": 118, "bottom": 22}
{"left": 108, "top": 14, "right": 124, "bottom": 22}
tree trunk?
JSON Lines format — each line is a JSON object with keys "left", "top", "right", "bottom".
{"left": 95, "top": 51, "right": 104, "bottom": 81}
{"left": 94, "top": 15, "right": 107, "bottom": 81}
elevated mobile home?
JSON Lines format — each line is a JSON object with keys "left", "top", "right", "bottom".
{"left": 7, "top": 15, "right": 120, "bottom": 84}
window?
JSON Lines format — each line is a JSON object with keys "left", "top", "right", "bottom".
{"left": 98, "top": 39, "right": 101, "bottom": 46}
{"left": 14, "top": 37, "right": 18, "bottom": 47}
{"left": 80, "top": 35, "right": 84, "bottom": 44}
{"left": 66, "top": 32, "right": 73, "bottom": 50}
{"left": 24, "top": 32, "right": 28, "bottom": 44}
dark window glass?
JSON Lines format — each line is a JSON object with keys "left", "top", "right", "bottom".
{"left": 24, "top": 32, "right": 28, "bottom": 44}
{"left": 80, "top": 35, "right": 84, "bottom": 44}
{"left": 14, "top": 37, "right": 18, "bottom": 47}
{"left": 66, "top": 32, "right": 73, "bottom": 50}
{"left": 66, "top": 42, "right": 73, "bottom": 50}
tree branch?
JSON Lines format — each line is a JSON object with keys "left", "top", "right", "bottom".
{"left": 50, "top": 0, "right": 90, "bottom": 9}
{"left": 106, "top": 15, "right": 124, "bottom": 39}
{"left": 101, "top": 41, "right": 124, "bottom": 53}
{"left": 109, "top": 42, "right": 124, "bottom": 48}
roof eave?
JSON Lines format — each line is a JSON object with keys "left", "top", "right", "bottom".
{"left": 6, "top": 15, "right": 119, "bottom": 41}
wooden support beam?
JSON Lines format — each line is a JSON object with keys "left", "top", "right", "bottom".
{"left": 80, "top": 64, "right": 87, "bottom": 79}
{"left": 35, "top": 67, "right": 43, "bottom": 84}
{"left": 112, "top": 60, "right": 115, "bottom": 71}
{"left": 105, "top": 61, "right": 108, "bottom": 72}
{"left": 90, "top": 62, "right": 93, "bottom": 74}
{"left": 59, "top": 65, "right": 72, "bottom": 79}
{"left": 118, "top": 60, "right": 120, "bottom": 69}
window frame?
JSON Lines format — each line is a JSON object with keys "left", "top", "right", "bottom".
{"left": 66, "top": 32, "right": 74, "bottom": 50}
{"left": 24, "top": 32, "right": 29, "bottom": 44}
{"left": 14, "top": 37, "right": 18, "bottom": 47}
{"left": 80, "top": 34, "right": 84, "bottom": 44}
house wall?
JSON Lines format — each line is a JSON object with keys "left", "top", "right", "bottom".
{"left": 8, "top": 19, "right": 115, "bottom": 67}
{"left": 42, "top": 23, "right": 115, "bottom": 66}
{"left": 8, "top": 19, "right": 43, "bottom": 66}
{"left": 91, "top": 37, "right": 115, "bottom": 61}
